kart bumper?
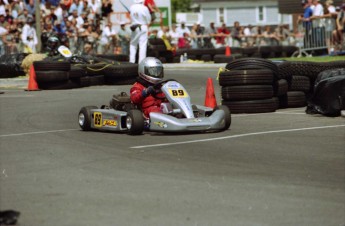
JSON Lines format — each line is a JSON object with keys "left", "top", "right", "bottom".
{"left": 149, "top": 109, "right": 227, "bottom": 132}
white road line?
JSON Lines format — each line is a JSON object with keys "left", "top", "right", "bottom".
{"left": 274, "top": 112, "right": 306, "bottom": 115}
{"left": 0, "top": 129, "right": 79, "bottom": 138}
{"left": 0, "top": 95, "right": 34, "bottom": 98}
{"left": 131, "top": 124, "right": 345, "bottom": 149}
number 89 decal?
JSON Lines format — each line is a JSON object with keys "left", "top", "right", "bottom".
{"left": 94, "top": 112, "right": 102, "bottom": 127}
{"left": 169, "top": 89, "right": 188, "bottom": 97}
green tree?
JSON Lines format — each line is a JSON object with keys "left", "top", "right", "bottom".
{"left": 171, "top": 0, "right": 192, "bottom": 23}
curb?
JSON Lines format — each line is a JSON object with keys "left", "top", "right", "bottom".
{"left": 0, "top": 78, "right": 28, "bottom": 89}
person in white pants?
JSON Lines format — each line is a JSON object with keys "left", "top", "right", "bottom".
{"left": 129, "top": 0, "right": 151, "bottom": 64}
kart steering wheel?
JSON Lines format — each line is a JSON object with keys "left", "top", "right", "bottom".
{"left": 152, "top": 79, "right": 177, "bottom": 99}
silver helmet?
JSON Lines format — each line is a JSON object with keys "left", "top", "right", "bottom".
{"left": 138, "top": 57, "right": 164, "bottom": 84}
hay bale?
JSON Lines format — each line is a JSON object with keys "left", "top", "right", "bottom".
{"left": 21, "top": 53, "right": 47, "bottom": 76}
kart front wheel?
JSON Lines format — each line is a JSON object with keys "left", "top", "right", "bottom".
{"left": 216, "top": 105, "right": 231, "bottom": 130}
{"left": 126, "top": 109, "right": 144, "bottom": 135}
{"left": 78, "top": 106, "right": 97, "bottom": 131}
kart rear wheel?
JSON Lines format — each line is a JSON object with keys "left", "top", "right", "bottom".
{"left": 78, "top": 106, "right": 97, "bottom": 131}
{"left": 126, "top": 109, "right": 144, "bottom": 135}
{"left": 217, "top": 105, "right": 231, "bottom": 130}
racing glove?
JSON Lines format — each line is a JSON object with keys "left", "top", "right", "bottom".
{"left": 142, "top": 86, "right": 156, "bottom": 97}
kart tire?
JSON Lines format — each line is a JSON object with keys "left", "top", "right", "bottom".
{"left": 78, "top": 106, "right": 98, "bottom": 131}
{"left": 35, "top": 71, "right": 69, "bottom": 82}
{"left": 33, "top": 61, "right": 71, "bottom": 71}
{"left": 126, "top": 109, "right": 144, "bottom": 135}
{"left": 216, "top": 105, "right": 231, "bottom": 130}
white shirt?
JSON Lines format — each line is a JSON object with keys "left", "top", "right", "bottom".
{"left": 100, "top": 25, "right": 115, "bottom": 44}
{"left": 0, "top": 26, "right": 8, "bottom": 36}
{"left": 176, "top": 26, "right": 190, "bottom": 38}
{"left": 21, "top": 24, "right": 38, "bottom": 45}
{"left": 130, "top": 3, "right": 151, "bottom": 25}
{"left": 312, "top": 3, "right": 324, "bottom": 16}
{"left": 328, "top": 5, "right": 336, "bottom": 14}
{"left": 169, "top": 29, "right": 179, "bottom": 44}
{"left": 68, "top": 15, "right": 84, "bottom": 29}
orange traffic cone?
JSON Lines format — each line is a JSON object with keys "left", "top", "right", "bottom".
{"left": 204, "top": 78, "right": 217, "bottom": 108}
{"left": 25, "top": 64, "right": 40, "bottom": 91}
{"left": 225, "top": 45, "right": 231, "bottom": 56}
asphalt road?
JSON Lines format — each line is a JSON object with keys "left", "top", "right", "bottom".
{"left": 1, "top": 68, "right": 344, "bottom": 226}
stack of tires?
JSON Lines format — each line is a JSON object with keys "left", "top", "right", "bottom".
{"left": 147, "top": 38, "right": 174, "bottom": 63}
{"left": 33, "top": 60, "right": 138, "bottom": 90}
{"left": 219, "top": 58, "right": 281, "bottom": 113}
{"left": 277, "top": 60, "right": 345, "bottom": 108}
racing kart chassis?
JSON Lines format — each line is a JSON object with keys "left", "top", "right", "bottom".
{"left": 78, "top": 80, "right": 231, "bottom": 135}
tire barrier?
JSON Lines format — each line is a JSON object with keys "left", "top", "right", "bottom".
{"left": 219, "top": 58, "right": 345, "bottom": 114}
{"left": 33, "top": 60, "right": 138, "bottom": 90}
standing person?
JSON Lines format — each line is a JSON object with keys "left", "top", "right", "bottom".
{"left": 298, "top": 0, "right": 313, "bottom": 48}
{"left": 21, "top": 16, "right": 38, "bottom": 53}
{"left": 203, "top": 21, "right": 217, "bottom": 48}
{"left": 144, "top": 0, "right": 160, "bottom": 24}
{"left": 117, "top": 21, "right": 130, "bottom": 55}
{"left": 129, "top": 0, "right": 151, "bottom": 64}
{"left": 176, "top": 21, "right": 190, "bottom": 39}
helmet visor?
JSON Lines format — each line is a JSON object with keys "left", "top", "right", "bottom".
{"left": 144, "top": 66, "right": 163, "bottom": 79}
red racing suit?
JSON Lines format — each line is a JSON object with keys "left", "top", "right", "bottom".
{"left": 130, "top": 82, "right": 166, "bottom": 118}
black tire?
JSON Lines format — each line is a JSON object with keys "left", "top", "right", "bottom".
{"left": 222, "top": 98, "right": 277, "bottom": 114}
{"left": 37, "top": 80, "right": 81, "bottom": 90}
{"left": 219, "top": 69, "right": 274, "bottom": 86}
{"left": 95, "top": 54, "right": 129, "bottom": 62}
{"left": 259, "top": 46, "right": 272, "bottom": 58}
{"left": 78, "top": 106, "right": 98, "bottom": 131}
{"left": 149, "top": 38, "right": 165, "bottom": 45}
{"left": 279, "top": 91, "right": 306, "bottom": 108}
{"left": 126, "top": 109, "right": 144, "bottom": 135}
{"left": 69, "top": 67, "right": 86, "bottom": 79}
{"left": 149, "top": 44, "right": 167, "bottom": 51}
{"left": 225, "top": 58, "right": 279, "bottom": 79}
{"left": 221, "top": 85, "right": 273, "bottom": 101}
{"left": 88, "top": 75, "right": 105, "bottom": 86}
{"left": 35, "top": 71, "right": 69, "bottom": 82}
{"left": 33, "top": 61, "right": 71, "bottom": 71}
{"left": 273, "top": 79, "right": 289, "bottom": 96}
{"left": 216, "top": 105, "right": 231, "bottom": 130}
{"left": 289, "top": 75, "right": 311, "bottom": 93}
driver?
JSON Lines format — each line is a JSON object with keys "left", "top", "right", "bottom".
{"left": 130, "top": 57, "right": 166, "bottom": 118}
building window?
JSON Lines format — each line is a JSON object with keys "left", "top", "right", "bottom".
{"left": 218, "top": 7, "right": 225, "bottom": 23}
{"left": 257, "top": 6, "right": 266, "bottom": 23}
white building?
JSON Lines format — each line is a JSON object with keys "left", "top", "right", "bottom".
{"left": 188, "top": 0, "right": 292, "bottom": 28}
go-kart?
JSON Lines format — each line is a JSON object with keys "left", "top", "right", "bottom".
{"left": 78, "top": 79, "right": 231, "bottom": 135}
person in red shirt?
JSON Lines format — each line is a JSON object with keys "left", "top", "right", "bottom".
{"left": 130, "top": 57, "right": 166, "bottom": 118}
{"left": 216, "top": 23, "right": 230, "bottom": 47}
{"left": 144, "top": 0, "right": 160, "bottom": 23}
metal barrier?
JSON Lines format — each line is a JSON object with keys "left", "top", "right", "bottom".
{"left": 294, "top": 17, "right": 335, "bottom": 57}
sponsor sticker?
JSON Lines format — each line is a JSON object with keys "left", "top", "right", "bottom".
{"left": 103, "top": 120, "right": 117, "bottom": 127}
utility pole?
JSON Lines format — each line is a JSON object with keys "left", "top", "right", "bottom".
{"left": 35, "top": 0, "right": 41, "bottom": 52}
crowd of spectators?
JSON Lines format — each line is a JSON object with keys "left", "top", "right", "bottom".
{"left": 0, "top": 0, "right": 344, "bottom": 57}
